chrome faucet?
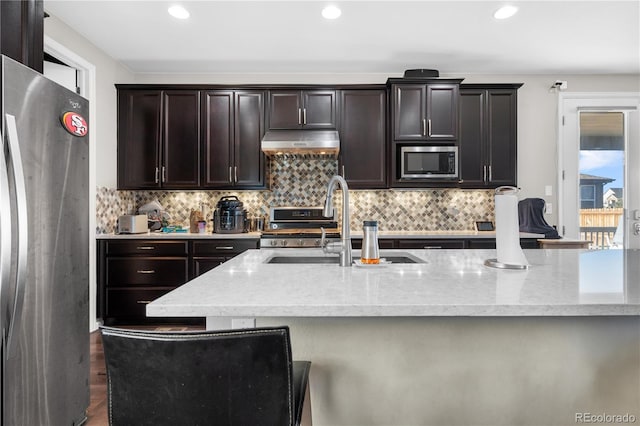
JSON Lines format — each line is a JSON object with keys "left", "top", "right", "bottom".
{"left": 321, "top": 175, "right": 352, "bottom": 267}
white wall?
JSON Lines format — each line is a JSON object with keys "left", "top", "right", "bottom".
{"left": 44, "top": 14, "right": 134, "bottom": 189}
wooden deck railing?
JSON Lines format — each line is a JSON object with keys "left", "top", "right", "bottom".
{"left": 580, "top": 226, "right": 618, "bottom": 249}
{"left": 579, "top": 208, "right": 622, "bottom": 249}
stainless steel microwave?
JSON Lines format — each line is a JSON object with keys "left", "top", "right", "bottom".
{"left": 400, "top": 146, "right": 458, "bottom": 179}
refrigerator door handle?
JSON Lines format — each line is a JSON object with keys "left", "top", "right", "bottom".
{"left": 4, "top": 114, "right": 28, "bottom": 358}
{"left": 0, "top": 126, "right": 13, "bottom": 349}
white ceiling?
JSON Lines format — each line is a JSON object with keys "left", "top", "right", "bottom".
{"left": 44, "top": 0, "right": 640, "bottom": 75}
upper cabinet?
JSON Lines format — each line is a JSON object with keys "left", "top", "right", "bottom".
{"left": 268, "top": 90, "right": 336, "bottom": 129}
{"left": 339, "top": 89, "right": 387, "bottom": 189}
{"left": 389, "top": 80, "right": 461, "bottom": 141}
{"left": 458, "top": 84, "right": 522, "bottom": 188}
{"left": 117, "top": 89, "right": 200, "bottom": 189}
{"left": 202, "top": 90, "right": 266, "bottom": 189}
{"left": 0, "top": 0, "right": 43, "bottom": 72}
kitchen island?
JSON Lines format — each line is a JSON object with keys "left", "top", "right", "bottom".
{"left": 147, "top": 249, "right": 640, "bottom": 426}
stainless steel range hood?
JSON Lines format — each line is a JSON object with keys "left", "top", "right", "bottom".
{"left": 261, "top": 130, "right": 340, "bottom": 155}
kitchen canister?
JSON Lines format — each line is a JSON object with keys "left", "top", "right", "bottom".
{"left": 361, "top": 220, "right": 380, "bottom": 264}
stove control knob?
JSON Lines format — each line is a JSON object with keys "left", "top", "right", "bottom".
{"left": 271, "top": 240, "right": 277, "bottom": 247}
{"left": 314, "top": 239, "right": 321, "bottom": 246}
{"left": 281, "top": 240, "right": 288, "bottom": 247}
{"left": 298, "top": 239, "right": 304, "bottom": 246}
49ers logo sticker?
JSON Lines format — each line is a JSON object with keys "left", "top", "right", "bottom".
{"left": 61, "top": 112, "right": 88, "bottom": 137}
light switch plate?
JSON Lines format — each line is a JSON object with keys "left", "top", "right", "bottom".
{"left": 545, "top": 203, "right": 553, "bottom": 215}
{"left": 545, "top": 185, "right": 553, "bottom": 196}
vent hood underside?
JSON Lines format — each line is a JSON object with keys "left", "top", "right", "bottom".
{"left": 261, "top": 130, "right": 340, "bottom": 155}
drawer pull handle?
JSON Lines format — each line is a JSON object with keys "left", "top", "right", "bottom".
{"left": 136, "top": 246, "right": 155, "bottom": 250}
{"left": 136, "top": 269, "right": 156, "bottom": 274}
{"left": 423, "top": 246, "right": 442, "bottom": 249}
{"left": 136, "top": 300, "right": 152, "bottom": 304}
{"left": 215, "top": 246, "right": 234, "bottom": 250}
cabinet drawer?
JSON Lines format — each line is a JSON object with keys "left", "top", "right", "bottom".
{"left": 192, "top": 239, "right": 259, "bottom": 255}
{"left": 106, "top": 258, "right": 189, "bottom": 286}
{"left": 467, "top": 240, "right": 496, "bottom": 249}
{"left": 351, "top": 239, "right": 395, "bottom": 249}
{"left": 396, "top": 239, "right": 465, "bottom": 249}
{"left": 106, "top": 288, "right": 174, "bottom": 318}
{"left": 105, "top": 240, "right": 189, "bottom": 256}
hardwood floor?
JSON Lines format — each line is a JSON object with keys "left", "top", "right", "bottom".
{"left": 86, "top": 325, "right": 203, "bottom": 425}
{"left": 87, "top": 330, "right": 108, "bottom": 426}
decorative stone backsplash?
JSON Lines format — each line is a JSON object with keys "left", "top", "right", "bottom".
{"left": 96, "top": 157, "right": 494, "bottom": 234}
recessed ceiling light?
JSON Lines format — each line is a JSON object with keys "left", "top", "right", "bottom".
{"left": 168, "top": 5, "right": 190, "bottom": 20}
{"left": 493, "top": 5, "right": 518, "bottom": 19}
{"left": 322, "top": 5, "right": 342, "bottom": 20}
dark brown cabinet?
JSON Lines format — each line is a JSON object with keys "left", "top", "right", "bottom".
{"left": 98, "top": 237, "right": 259, "bottom": 324}
{"left": 1, "top": 0, "right": 43, "bottom": 72}
{"left": 390, "top": 81, "right": 460, "bottom": 141}
{"left": 117, "top": 89, "right": 200, "bottom": 189}
{"left": 268, "top": 90, "right": 336, "bottom": 129}
{"left": 339, "top": 89, "right": 387, "bottom": 188}
{"left": 459, "top": 84, "right": 522, "bottom": 188}
{"left": 98, "top": 240, "right": 190, "bottom": 324}
{"left": 202, "top": 90, "right": 266, "bottom": 189}
{"left": 191, "top": 239, "right": 260, "bottom": 276}
{"left": 351, "top": 237, "right": 539, "bottom": 249}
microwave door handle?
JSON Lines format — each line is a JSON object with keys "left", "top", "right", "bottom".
{"left": 4, "top": 114, "right": 28, "bottom": 358}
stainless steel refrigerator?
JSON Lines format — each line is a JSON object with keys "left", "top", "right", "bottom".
{"left": 1, "top": 55, "right": 89, "bottom": 425}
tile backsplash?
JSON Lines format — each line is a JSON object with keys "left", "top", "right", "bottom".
{"left": 96, "top": 157, "right": 494, "bottom": 234}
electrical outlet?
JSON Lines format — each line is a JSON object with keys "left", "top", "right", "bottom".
{"left": 545, "top": 203, "right": 553, "bottom": 215}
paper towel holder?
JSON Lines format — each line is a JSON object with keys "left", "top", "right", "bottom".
{"left": 485, "top": 185, "right": 530, "bottom": 270}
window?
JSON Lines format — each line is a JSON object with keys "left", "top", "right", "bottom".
{"left": 580, "top": 185, "right": 596, "bottom": 209}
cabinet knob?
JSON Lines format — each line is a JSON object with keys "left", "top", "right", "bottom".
{"left": 136, "top": 246, "right": 155, "bottom": 250}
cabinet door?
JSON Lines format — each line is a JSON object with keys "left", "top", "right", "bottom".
{"left": 458, "top": 90, "right": 486, "bottom": 187}
{"left": 393, "top": 85, "right": 426, "bottom": 140}
{"left": 234, "top": 91, "right": 266, "bottom": 188}
{"left": 0, "top": 0, "right": 43, "bottom": 72}
{"left": 162, "top": 90, "right": 201, "bottom": 188}
{"left": 268, "top": 90, "right": 302, "bottom": 129}
{"left": 396, "top": 239, "right": 466, "bottom": 249}
{"left": 117, "top": 90, "right": 162, "bottom": 189}
{"left": 426, "top": 84, "right": 459, "bottom": 140}
{"left": 202, "top": 91, "right": 234, "bottom": 187}
{"left": 302, "top": 90, "right": 336, "bottom": 129}
{"left": 339, "top": 90, "right": 387, "bottom": 188}
{"left": 486, "top": 90, "right": 517, "bottom": 187}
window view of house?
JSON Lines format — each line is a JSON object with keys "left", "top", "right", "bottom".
{"left": 578, "top": 112, "right": 624, "bottom": 249}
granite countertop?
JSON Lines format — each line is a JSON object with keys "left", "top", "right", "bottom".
{"left": 96, "top": 231, "right": 262, "bottom": 239}
{"left": 352, "top": 230, "right": 544, "bottom": 239}
{"left": 146, "top": 248, "right": 640, "bottom": 318}
{"left": 98, "top": 231, "right": 544, "bottom": 239}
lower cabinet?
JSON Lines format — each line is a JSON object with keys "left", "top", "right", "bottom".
{"left": 191, "top": 239, "right": 260, "bottom": 277}
{"left": 352, "top": 237, "right": 539, "bottom": 250}
{"left": 97, "top": 238, "right": 259, "bottom": 325}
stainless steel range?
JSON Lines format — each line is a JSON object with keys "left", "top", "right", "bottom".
{"left": 260, "top": 207, "right": 340, "bottom": 248}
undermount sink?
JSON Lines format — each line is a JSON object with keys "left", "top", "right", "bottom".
{"left": 265, "top": 252, "right": 424, "bottom": 264}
